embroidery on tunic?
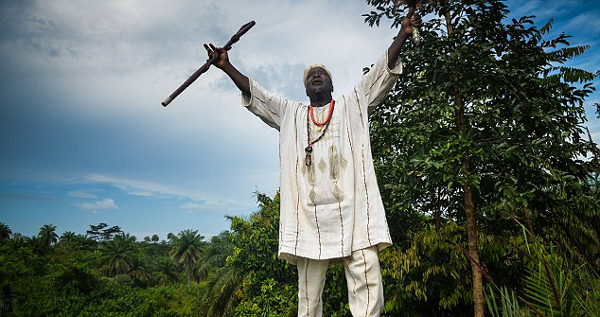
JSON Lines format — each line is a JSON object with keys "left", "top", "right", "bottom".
{"left": 294, "top": 105, "right": 302, "bottom": 255}
{"left": 341, "top": 157, "right": 348, "bottom": 170}
{"left": 329, "top": 144, "right": 345, "bottom": 255}
{"left": 295, "top": 195, "right": 300, "bottom": 255}
{"left": 332, "top": 184, "right": 343, "bottom": 202}
{"left": 354, "top": 90, "right": 373, "bottom": 246}
{"left": 318, "top": 158, "right": 327, "bottom": 174}
{"left": 308, "top": 163, "right": 316, "bottom": 185}
{"left": 309, "top": 189, "right": 317, "bottom": 205}
{"left": 329, "top": 145, "right": 339, "bottom": 181}
{"left": 362, "top": 144, "right": 373, "bottom": 245}
{"left": 315, "top": 204, "right": 322, "bottom": 259}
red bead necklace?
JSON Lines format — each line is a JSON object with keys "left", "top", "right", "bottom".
{"left": 310, "top": 99, "right": 334, "bottom": 125}
{"left": 305, "top": 100, "right": 335, "bottom": 167}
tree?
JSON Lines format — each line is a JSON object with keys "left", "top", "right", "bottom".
{"left": 169, "top": 229, "right": 205, "bottom": 285}
{"left": 128, "top": 255, "right": 154, "bottom": 286}
{"left": 151, "top": 234, "right": 160, "bottom": 243}
{"left": 39, "top": 224, "right": 58, "bottom": 253}
{"left": 365, "top": 0, "right": 599, "bottom": 316}
{"left": 197, "top": 231, "right": 233, "bottom": 280}
{"left": 155, "top": 257, "right": 180, "bottom": 284}
{"left": 0, "top": 222, "right": 11, "bottom": 242}
{"left": 101, "top": 233, "right": 136, "bottom": 277}
{"left": 59, "top": 231, "right": 77, "bottom": 246}
{"left": 25, "top": 235, "right": 43, "bottom": 254}
{"left": 87, "top": 223, "right": 122, "bottom": 242}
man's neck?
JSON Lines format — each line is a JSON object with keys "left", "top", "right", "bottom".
{"left": 309, "top": 94, "right": 332, "bottom": 107}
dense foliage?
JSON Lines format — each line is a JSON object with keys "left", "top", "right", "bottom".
{"left": 365, "top": 0, "right": 599, "bottom": 316}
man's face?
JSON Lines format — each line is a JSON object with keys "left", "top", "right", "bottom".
{"left": 305, "top": 67, "right": 333, "bottom": 96}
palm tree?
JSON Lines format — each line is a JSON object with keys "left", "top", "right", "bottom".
{"left": 197, "top": 231, "right": 233, "bottom": 279}
{"left": 59, "top": 231, "right": 77, "bottom": 247}
{"left": 169, "top": 229, "right": 205, "bottom": 285}
{"left": 25, "top": 235, "right": 43, "bottom": 254}
{"left": 155, "top": 257, "right": 180, "bottom": 284}
{"left": 75, "top": 234, "right": 96, "bottom": 250}
{"left": 151, "top": 234, "right": 160, "bottom": 243}
{"left": 8, "top": 233, "right": 25, "bottom": 251}
{"left": 38, "top": 224, "right": 58, "bottom": 252}
{"left": 101, "top": 233, "right": 135, "bottom": 277}
{"left": 196, "top": 231, "right": 242, "bottom": 317}
{"left": 0, "top": 222, "right": 11, "bottom": 242}
{"left": 128, "top": 256, "right": 154, "bottom": 286}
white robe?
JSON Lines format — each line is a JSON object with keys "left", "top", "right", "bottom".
{"left": 242, "top": 51, "right": 402, "bottom": 264}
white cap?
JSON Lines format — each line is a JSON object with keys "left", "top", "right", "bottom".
{"left": 303, "top": 64, "right": 332, "bottom": 88}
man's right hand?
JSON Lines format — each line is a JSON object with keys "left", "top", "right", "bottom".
{"left": 204, "top": 43, "right": 230, "bottom": 69}
{"left": 203, "top": 42, "right": 250, "bottom": 96}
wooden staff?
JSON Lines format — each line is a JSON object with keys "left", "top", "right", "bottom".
{"left": 161, "top": 21, "right": 256, "bottom": 107}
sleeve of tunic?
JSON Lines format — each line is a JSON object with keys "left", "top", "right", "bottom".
{"left": 241, "top": 79, "right": 287, "bottom": 131}
{"left": 354, "top": 51, "right": 403, "bottom": 115}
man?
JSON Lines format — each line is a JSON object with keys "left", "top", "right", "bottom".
{"left": 205, "top": 11, "right": 421, "bottom": 317}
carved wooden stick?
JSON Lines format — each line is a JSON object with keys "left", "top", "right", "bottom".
{"left": 162, "top": 21, "right": 256, "bottom": 107}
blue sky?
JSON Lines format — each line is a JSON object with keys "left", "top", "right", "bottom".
{"left": 1, "top": 0, "right": 598, "bottom": 241}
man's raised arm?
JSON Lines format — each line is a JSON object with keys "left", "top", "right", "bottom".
{"left": 387, "top": 10, "right": 422, "bottom": 69}
{"left": 204, "top": 43, "right": 251, "bottom": 97}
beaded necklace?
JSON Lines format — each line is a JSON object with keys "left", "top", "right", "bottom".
{"left": 305, "top": 99, "right": 335, "bottom": 166}
{"left": 310, "top": 100, "right": 334, "bottom": 125}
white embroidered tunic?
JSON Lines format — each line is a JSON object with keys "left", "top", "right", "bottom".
{"left": 242, "top": 51, "right": 402, "bottom": 264}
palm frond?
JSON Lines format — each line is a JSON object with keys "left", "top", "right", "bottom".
{"left": 546, "top": 45, "right": 591, "bottom": 63}
{"left": 542, "top": 66, "right": 597, "bottom": 84}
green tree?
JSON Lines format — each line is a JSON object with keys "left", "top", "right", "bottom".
{"left": 59, "top": 230, "right": 76, "bottom": 247}
{"left": 155, "top": 257, "right": 181, "bottom": 284}
{"left": 128, "top": 255, "right": 154, "bottom": 286}
{"left": 0, "top": 222, "right": 11, "bottom": 242}
{"left": 39, "top": 224, "right": 58, "bottom": 252}
{"left": 101, "top": 232, "right": 136, "bottom": 277}
{"left": 25, "top": 235, "right": 43, "bottom": 254}
{"left": 197, "top": 231, "right": 233, "bottom": 279}
{"left": 87, "top": 222, "right": 122, "bottom": 242}
{"left": 485, "top": 224, "right": 600, "bottom": 317}
{"left": 365, "top": 0, "right": 599, "bottom": 315}
{"left": 169, "top": 229, "right": 205, "bottom": 285}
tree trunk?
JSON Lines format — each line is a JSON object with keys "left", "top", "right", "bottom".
{"left": 445, "top": 7, "right": 485, "bottom": 317}
{"left": 434, "top": 188, "right": 442, "bottom": 232}
{"left": 462, "top": 156, "right": 484, "bottom": 317}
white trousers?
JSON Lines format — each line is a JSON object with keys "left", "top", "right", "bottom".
{"left": 296, "top": 246, "right": 384, "bottom": 317}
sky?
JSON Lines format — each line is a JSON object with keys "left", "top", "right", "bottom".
{"left": 1, "top": 0, "right": 599, "bottom": 241}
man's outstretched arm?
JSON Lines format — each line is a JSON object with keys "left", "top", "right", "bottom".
{"left": 204, "top": 43, "right": 251, "bottom": 97}
{"left": 387, "top": 9, "right": 422, "bottom": 69}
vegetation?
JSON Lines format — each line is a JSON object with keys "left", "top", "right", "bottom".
{"left": 1, "top": 0, "right": 599, "bottom": 316}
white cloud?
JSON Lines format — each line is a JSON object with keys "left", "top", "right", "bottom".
{"left": 128, "top": 191, "right": 156, "bottom": 197}
{"left": 83, "top": 173, "right": 255, "bottom": 213}
{"left": 67, "top": 189, "right": 98, "bottom": 198}
{"left": 75, "top": 198, "right": 118, "bottom": 212}
{"left": 84, "top": 174, "right": 182, "bottom": 199}
{"left": 181, "top": 202, "right": 204, "bottom": 210}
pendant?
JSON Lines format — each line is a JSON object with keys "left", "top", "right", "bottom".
{"left": 305, "top": 145, "right": 313, "bottom": 166}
